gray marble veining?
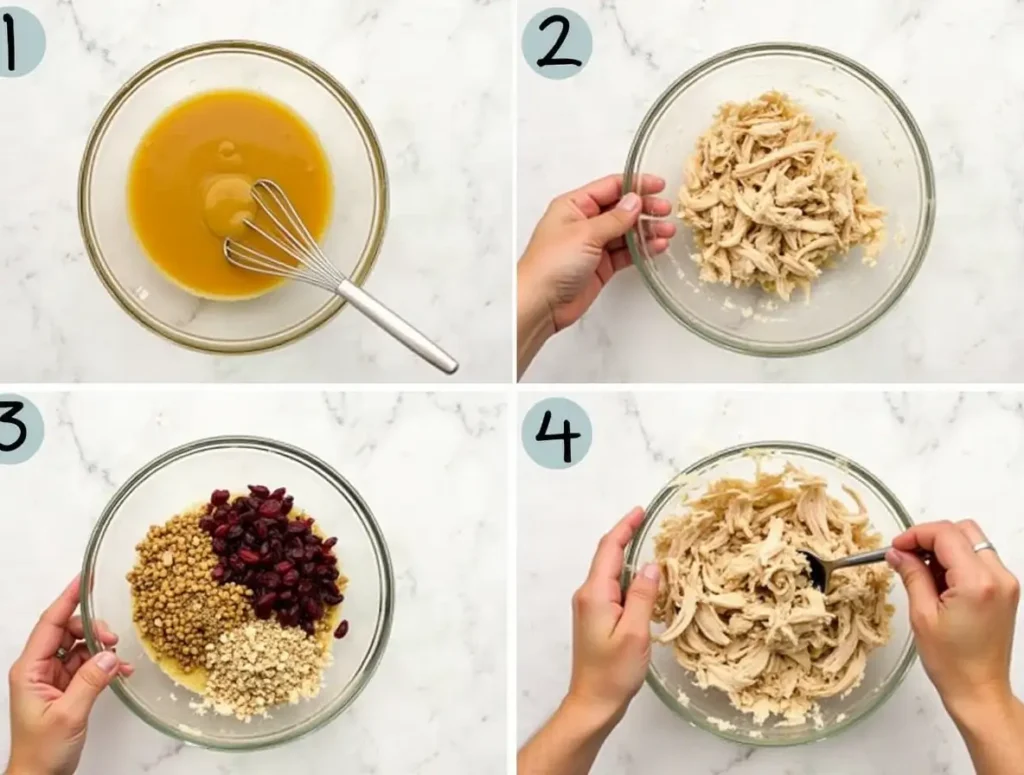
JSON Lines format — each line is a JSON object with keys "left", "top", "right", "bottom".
{"left": 0, "top": 392, "right": 507, "bottom": 774}
{"left": 0, "top": 0, "right": 512, "bottom": 382}
{"left": 518, "top": 0, "right": 1024, "bottom": 382}
{"left": 518, "top": 392, "right": 1024, "bottom": 773}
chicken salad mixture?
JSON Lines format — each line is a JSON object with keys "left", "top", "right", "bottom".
{"left": 678, "top": 92, "right": 886, "bottom": 301}
{"left": 652, "top": 462, "right": 893, "bottom": 725}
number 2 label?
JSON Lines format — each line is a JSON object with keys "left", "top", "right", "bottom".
{"left": 522, "top": 8, "right": 592, "bottom": 81}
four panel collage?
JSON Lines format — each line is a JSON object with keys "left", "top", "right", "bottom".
{"left": 0, "top": 2, "right": 1020, "bottom": 774}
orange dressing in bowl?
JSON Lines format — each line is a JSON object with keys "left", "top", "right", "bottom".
{"left": 128, "top": 89, "right": 332, "bottom": 300}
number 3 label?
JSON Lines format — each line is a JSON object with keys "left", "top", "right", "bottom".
{"left": 0, "top": 394, "right": 44, "bottom": 464}
{"left": 522, "top": 398, "right": 593, "bottom": 469}
{"left": 522, "top": 8, "right": 592, "bottom": 80}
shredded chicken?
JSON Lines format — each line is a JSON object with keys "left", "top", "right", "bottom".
{"left": 678, "top": 92, "right": 887, "bottom": 300}
{"left": 652, "top": 462, "right": 893, "bottom": 725}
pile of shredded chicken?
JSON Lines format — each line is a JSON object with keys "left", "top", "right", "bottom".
{"left": 652, "top": 463, "right": 893, "bottom": 725}
{"left": 679, "top": 91, "right": 886, "bottom": 300}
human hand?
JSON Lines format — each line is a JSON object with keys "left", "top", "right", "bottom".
{"left": 7, "top": 576, "right": 134, "bottom": 775}
{"left": 887, "top": 520, "right": 1019, "bottom": 721}
{"left": 517, "top": 174, "right": 676, "bottom": 376}
{"left": 566, "top": 507, "right": 661, "bottom": 727}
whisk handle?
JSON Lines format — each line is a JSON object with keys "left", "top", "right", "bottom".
{"left": 335, "top": 280, "right": 459, "bottom": 375}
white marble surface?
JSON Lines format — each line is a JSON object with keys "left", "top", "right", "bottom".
{"left": 0, "top": 0, "right": 511, "bottom": 383}
{"left": 518, "top": 0, "right": 1024, "bottom": 383}
{"left": 518, "top": 391, "right": 1024, "bottom": 773}
{"left": 0, "top": 391, "right": 507, "bottom": 774}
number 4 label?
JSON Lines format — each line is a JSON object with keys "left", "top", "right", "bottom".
{"left": 522, "top": 398, "right": 593, "bottom": 470}
{"left": 522, "top": 8, "right": 592, "bottom": 81}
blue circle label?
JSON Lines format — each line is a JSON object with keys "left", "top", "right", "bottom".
{"left": 522, "top": 8, "right": 592, "bottom": 80}
{"left": 0, "top": 7, "right": 45, "bottom": 77}
{"left": 0, "top": 394, "right": 44, "bottom": 464}
{"left": 522, "top": 398, "right": 592, "bottom": 469}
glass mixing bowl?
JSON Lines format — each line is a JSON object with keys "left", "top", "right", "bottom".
{"left": 624, "top": 43, "right": 935, "bottom": 356}
{"left": 79, "top": 436, "right": 394, "bottom": 751}
{"left": 623, "top": 441, "right": 917, "bottom": 746}
{"left": 79, "top": 41, "right": 388, "bottom": 354}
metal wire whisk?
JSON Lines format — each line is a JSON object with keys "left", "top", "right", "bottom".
{"left": 225, "top": 179, "right": 459, "bottom": 375}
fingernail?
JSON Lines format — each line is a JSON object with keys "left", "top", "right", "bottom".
{"left": 96, "top": 651, "right": 119, "bottom": 673}
{"left": 641, "top": 563, "right": 660, "bottom": 582}
{"left": 618, "top": 192, "right": 640, "bottom": 212}
{"left": 886, "top": 549, "right": 902, "bottom": 569}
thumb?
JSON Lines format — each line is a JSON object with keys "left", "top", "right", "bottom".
{"left": 586, "top": 192, "right": 642, "bottom": 245}
{"left": 616, "top": 562, "right": 661, "bottom": 639}
{"left": 55, "top": 651, "right": 120, "bottom": 724}
{"left": 887, "top": 549, "right": 939, "bottom": 625}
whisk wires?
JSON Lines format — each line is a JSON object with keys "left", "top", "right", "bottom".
{"left": 224, "top": 179, "right": 342, "bottom": 293}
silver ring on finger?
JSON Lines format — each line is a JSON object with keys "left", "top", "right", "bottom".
{"left": 973, "top": 540, "right": 997, "bottom": 555}
{"left": 54, "top": 646, "right": 68, "bottom": 662}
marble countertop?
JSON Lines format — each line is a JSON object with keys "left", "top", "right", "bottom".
{"left": 518, "top": 0, "right": 1024, "bottom": 383}
{"left": 0, "top": 391, "right": 507, "bottom": 774}
{"left": 517, "top": 391, "right": 1024, "bottom": 773}
{"left": 0, "top": 0, "right": 511, "bottom": 383}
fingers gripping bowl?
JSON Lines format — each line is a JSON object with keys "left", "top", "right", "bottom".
{"left": 79, "top": 436, "right": 394, "bottom": 751}
{"left": 623, "top": 442, "right": 917, "bottom": 746}
{"left": 624, "top": 43, "right": 935, "bottom": 356}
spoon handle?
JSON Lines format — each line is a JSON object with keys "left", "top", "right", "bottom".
{"left": 831, "top": 546, "right": 891, "bottom": 571}
{"left": 335, "top": 279, "right": 459, "bottom": 375}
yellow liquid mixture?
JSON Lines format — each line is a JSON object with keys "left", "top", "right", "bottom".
{"left": 128, "top": 89, "right": 333, "bottom": 300}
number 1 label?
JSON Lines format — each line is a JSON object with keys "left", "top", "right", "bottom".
{"left": 0, "top": 6, "right": 45, "bottom": 78}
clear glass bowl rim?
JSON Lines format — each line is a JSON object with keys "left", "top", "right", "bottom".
{"left": 77, "top": 39, "right": 390, "bottom": 355}
{"left": 623, "top": 41, "right": 937, "bottom": 357}
{"left": 79, "top": 434, "right": 396, "bottom": 751}
{"left": 622, "top": 439, "right": 918, "bottom": 747}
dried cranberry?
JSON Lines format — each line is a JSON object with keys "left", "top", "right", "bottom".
{"left": 304, "top": 533, "right": 321, "bottom": 546}
{"left": 199, "top": 517, "right": 216, "bottom": 533}
{"left": 323, "top": 537, "right": 338, "bottom": 550}
{"left": 286, "top": 521, "right": 308, "bottom": 535}
{"left": 228, "top": 554, "right": 246, "bottom": 572}
{"left": 242, "top": 532, "right": 257, "bottom": 547}
{"left": 270, "top": 487, "right": 287, "bottom": 500}
{"left": 254, "top": 520, "right": 269, "bottom": 539}
{"left": 274, "top": 560, "right": 294, "bottom": 574}
{"left": 238, "top": 548, "right": 261, "bottom": 565}
{"left": 213, "top": 523, "right": 231, "bottom": 539}
{"left": 211, "top": 489, "right": 230, "bottom": 506}
{"left": 255, "top": 591, "right": 278, "bottom": 608}
{"left": 322, "top": 581, "right": 340, "bottom": 596}
{"left": 282, "top": 569, "right": 300, "bottom": 586}
{"left": 211, "top": 537, "right": 228, "bottom": 555}
{"left": 260, "top": 571, "right": 281, "bottom": 589}
{"left": 259, "top": 500, "right": 282, "bottom": 517}
{"left": 301, "top": 562, "right": 316, "bottom": 576}
{"left": 279, "top": 589, "right": 294, "bottom": 602}
{"left": 302, "top": 598, "right": 323, "bottom": 620}
{"left": 248, "top": 484, "right": 270, "bottom": 498}
{"left": 281, "top": 495, "right": 294, "bottom": 515}
{"left": 241, "top": 569, "right": 257, "bottom": 585}
{"left": 297, "top": 579, "right": 314, "bottom": 595}
{"left": 226, "top": 525, "right": 243, "bottom": 540}
{"left": 334, "top": 620, "right": 349, "bottom": 639}
{"left": 301, "top": 621, "right": 316, "bottom": 637}
{"left": 322, "top": 554, "right": 338, "bottom": 565}
{"left": 211, "top": 565, "right": 226, "bottom": 581}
